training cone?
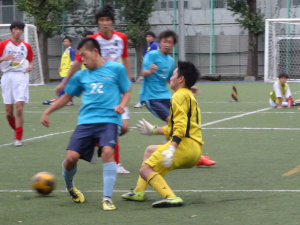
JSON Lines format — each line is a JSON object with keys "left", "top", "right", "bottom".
{"left": 230, "top": 85, "right": 238, "bottom": 102}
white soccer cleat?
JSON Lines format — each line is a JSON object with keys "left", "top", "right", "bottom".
{"left": 134, "top": 102, "right": 143, "bottom": 108}
{"left": 117, "top": 163, "right": 130, "bottom": 174}
{"left": 13, "top": 139, "right": 23, "bottom": 147}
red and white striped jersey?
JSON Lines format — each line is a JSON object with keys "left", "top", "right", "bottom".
{"left": 76, "top": 31, "right": 129, "bottom": 63}
{"left": 0, "top": 39, "right": 33, "bottom": 73}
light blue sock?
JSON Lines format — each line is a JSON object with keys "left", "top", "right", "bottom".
{"left": 62, "top": 163, "right": 77, "bottom": 191}
{"left": 103, "top": 162, "right": 117, "bottom": 200}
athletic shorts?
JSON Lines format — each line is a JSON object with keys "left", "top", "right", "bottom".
{"left": 145, "top": 99, "right": 171, "bottom": 121}
{"left": 145, "top": 138, "right": 202, "bottom": 177}
{"left": 1, "top": 71, "right": 29, "bottom": 104}
{"left": 67, "top": 123, "right": 119, "bottom": 162}
{"left": 122, "top": 106, "right": 130, "bottom": 120}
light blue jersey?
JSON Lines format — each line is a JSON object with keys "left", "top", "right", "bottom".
{"left": 65, "top": 61, "right": 131, "bottom": 126}
{"left": 140, "top": 50, "right": 174, "bottom": 102}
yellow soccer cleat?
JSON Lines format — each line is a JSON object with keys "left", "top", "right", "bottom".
{"left": 68, "top": 186, "right": 85, "bottom": 203}
{"left": 102, "top": 199, "right": 116, "bottom": 211}
{"left": 152, "top": 197, "right": 184, "bottom": 208}
{"left": 121, "top": 190, "right": 145, "bottom": 201}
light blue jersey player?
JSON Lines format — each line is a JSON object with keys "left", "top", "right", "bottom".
{"left": 41, "top": 38, "right": 131, "bottom": 211}
{"left": 140, "top": 30, "right": 177, "bottom": 122}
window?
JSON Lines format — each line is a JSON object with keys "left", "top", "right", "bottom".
{"left": 161, "top": 1, "right": 167, "bottom": 9}
{"left": 210, "top": 0, "right": 227, "bottom": 9}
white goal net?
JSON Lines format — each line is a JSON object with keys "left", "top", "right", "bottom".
{"left": 0, "top": 24, "right": 44, "bottom": 85}
{"left": 265, "top": 19, "right": 300, "bottom": 82}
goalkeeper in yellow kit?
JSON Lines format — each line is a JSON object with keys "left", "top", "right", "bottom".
{"left": 122, "top": 61, "right": 203, "bottom": 207}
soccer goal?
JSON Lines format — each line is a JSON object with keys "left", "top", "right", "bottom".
{"left": 0, "top": 24, "right": 44, "bottom": 85}
{"left": 264, "top": 18, "right": 300, "bottom": 82}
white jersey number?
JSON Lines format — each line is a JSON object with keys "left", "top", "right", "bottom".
{"left": 90, "top": 82, "right": 104, "bottom": 94}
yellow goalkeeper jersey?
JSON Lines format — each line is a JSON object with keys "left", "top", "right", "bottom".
{"left": 163, "top": 88, "right": 204, "bottom": 145}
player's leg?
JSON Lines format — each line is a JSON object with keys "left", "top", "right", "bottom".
{"left": 62, "top": 150, "right": 85, "bottom": 203}
{"left": 2, "top": 73, "right": 17, "bottom": 132}
{"left": 4, "top": 104, "right": 15, "bottom": 130}
{"left": 101, "top": 145, "right": 117, "bottom": 210}
{"left": 12, "top": 72, "right": 29, "bottom": 146}
{"left": 63, "top": 124, "right": 96, "bottom": 203}
{"left": 116, "top": 108, "right": 130, "bottom": 174}
{"left": 145, "top": 99, "right": 171, "bottom": 122}
{"left": 100, "top": 123, "right": 119, "bottom": 210}
{"left": 14, "top": 101, "right": 24, "bottom": 143}
{"left": 122, "top": 145, "right": 158, "bottom": 201}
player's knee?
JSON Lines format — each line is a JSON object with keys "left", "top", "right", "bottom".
{"left": 101, "top": 146, "right": 114, "bottom": 162}
{"left": 120, "top": 126, "right": 129, "bottom": 136}
{"left": 65, "top": 151, "right": 80, "bottom": 168}
{"left": 144, "top": 145, "right": 156, "bottom": 158}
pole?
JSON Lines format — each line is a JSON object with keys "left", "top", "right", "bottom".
{"left": 210, "top": 0, "right": 216, "bottom": 74}
{"left": 61, "top": 10, "right": 67, "bottom": 54}
{"left": 173, "top": 0, "right": 177, "bottom": 62}
{"left": 178, "top": 0, "right": 185, "bottom": 61}
{"left": 99, "top": 0, "right": 103, "bottom": 7}
{"left": 286, "top": 0, "right": 291, "bottom": 75}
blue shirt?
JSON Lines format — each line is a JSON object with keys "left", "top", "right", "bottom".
{"left": 140, "top": 50, "right": 174, "bottom": 102}
{"left": 65, "top": 61, "right": 131, "bottom": 126}
{"left": 142, "top": 41, "right": 159, "bottom": 57}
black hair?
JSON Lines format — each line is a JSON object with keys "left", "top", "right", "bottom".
{"left": 159, "top": 30, "right": 177, "bottom": 45}
{"left": 84, "top": 31, "right": 93, "bottom": 37}
{"left": 63, "top": 36, "right": 72, "bottom": 43}
{"left": 278, "top": 73, "right": 288, "bottom": 79}
{"left": 77, "top": 38, "right": 101, "bottom": 56}
{"left": 95, "top": 4, "right": 115, "bottom": 22}
{"left": 10, "top": 21, "right": 25, "bottom": 31}
{"left": 177, "top": 61, "right": 200, "bottom": 89}
{"left": 145, "top": 31, "right": 156, "bottom": 38}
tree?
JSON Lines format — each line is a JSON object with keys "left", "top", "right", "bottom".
{"left": 227, "top": 0, "right": 264, "bottom": 79}
{"left": 117, "top": 0, "right": 157, "bottom": 80}
{"left": 16, "top": 0, "right": 78, "bottom": 82}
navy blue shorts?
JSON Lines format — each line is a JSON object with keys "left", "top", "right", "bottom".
{"left": 67, "top": 123, "right": 119, "bottom": 162}
{"left": 145, "top": 99, "right": 171, "bottom": 121}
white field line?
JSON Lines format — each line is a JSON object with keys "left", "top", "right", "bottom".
{"left": 203, "top": 127, "right": 300, "bottom": 130}
{"left": 202, "top": 107, "right": 272, "bottom": 127}
{"left": 1, "top": 189, "right": 300, "bottom": 193}
{"left": 0, "top": 130, "right": 73, "bottom": 148}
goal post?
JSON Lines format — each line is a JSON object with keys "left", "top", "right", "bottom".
{"left": 0, "top": 24, "right": 44, "bottom": 86}
{"left": 265, "top": 18, "right": 300, "bottom": 83}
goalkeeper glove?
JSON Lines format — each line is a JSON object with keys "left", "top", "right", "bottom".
{"left": 161, "top": 145, "right": 176, "bottom": 168}
{"left": 136, "top": 118, "right": 157, "bottom": 135}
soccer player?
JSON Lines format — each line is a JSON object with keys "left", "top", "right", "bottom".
{"left": 55, "top": 4, "right": 131, "bottom": 174}
{"left": 41, "top": 38, "right": 131, "bottom": 210}
{"left": 0, "top": 21, "right": 34, "bottom": 147}
{"left": 122, "top": 61, "right": 203, "bottom": 207}
{"left": 43, "top": 36, "right": 75, "bottom": 105}
{"left": 140, "top": 30, "right": 215, "bottom": 166}
{"left": 269, "top": 73, "right": 292, "bottom": 108}
{"left": 134, "top": 31, "right": 160, "bottom": 108}
{"left": 139, "top": 30, "right": 175, "bottom": 122}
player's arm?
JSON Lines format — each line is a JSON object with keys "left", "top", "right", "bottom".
{"left": 41, "top": 93, "right": 72, "bottom": 127}
{"left": 26, "top": 61, "right": 34, "bottom": 73}
{"left": 55, "top": 60, "right": 81, "bottom": 95}
{"left": 136, "top": 118, "right": 164, "bottom": 135}
{"left": 114, "top": 90, "right": 130, "bottom": 114}
{"left": 122, "top": 57, "right": 132, "bottom": 81}
{"left": 143, "top": 64, "right": 158, "bottom": 77}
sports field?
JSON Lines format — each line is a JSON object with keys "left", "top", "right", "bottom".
{"left": 1, "top": 81, "right": 300, "bottom": 225}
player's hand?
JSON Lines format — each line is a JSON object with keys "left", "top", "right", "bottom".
{"left": 150, "top": 64, "right": 158, "bottom": 74}
{"left": 136, "top": 118, "right": 156, "bottom": 135}
{"left": 162, "top": 145, "right": 176, "bottom": 168}
{"left": 4, "top": 53, "right": 14, "bottom": 61}
{"left": 41, "top": 114, "right": 50, "bottom": 127}
{"left": 114, "top": 105, "right": 125, "bottom": 114}
{"left": 56, "top": 82, "right": 66, "bottom": 96}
